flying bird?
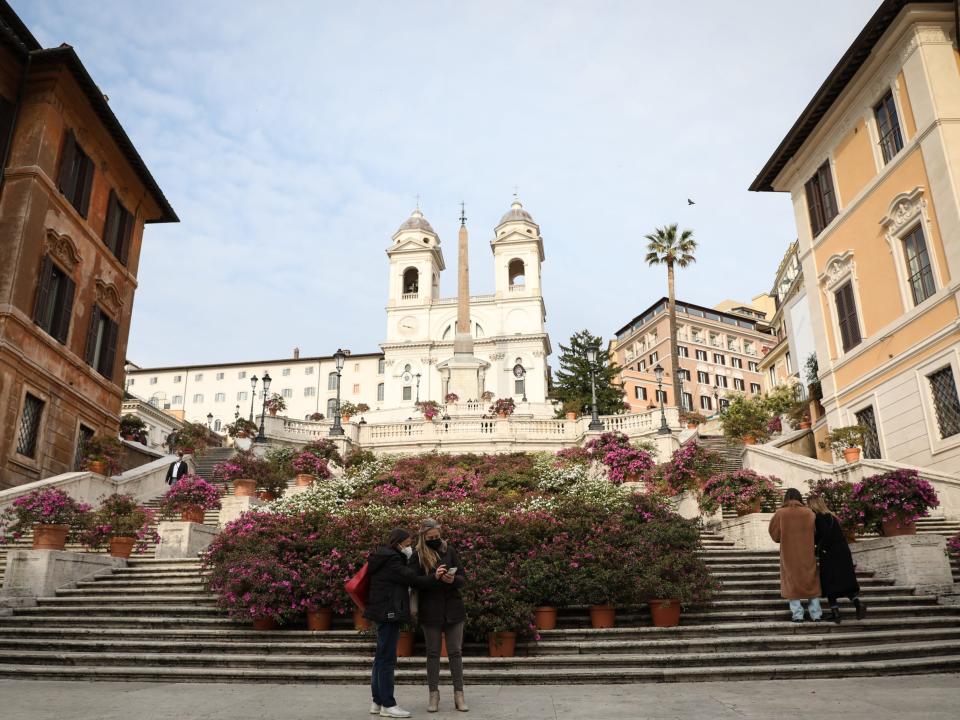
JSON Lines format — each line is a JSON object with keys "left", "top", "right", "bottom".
{"left": 687, "top": 198, "right": 695, "bottom": 205}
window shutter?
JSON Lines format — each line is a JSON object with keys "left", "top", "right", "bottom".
{"left": 101, "top": 315, "right": 119, "bottom": 380}
{"left": 84, "top": 304, "right": 101, "bottom": 366}
{"left": 819, "top": 163, "right": 838, "bottom": 221}
{"left": 805, "top": 177, "right": 823, "bottom": 236}
{"left": 103, "top": 190, "right": 119, "bottom": 254}
{"left": 77, "top": 154, "right": 94, "bottom": 218}
{"left": 32, "top": 255, "right": 53, "bottom": 325}
{"left": 57, "top": 130, "right": 77, "bottom": 196}
{"left": 119, "top": 208, "right": 133, "bottom": 266}
{"left": 55, "top": 274, "right": 75, "bottom": 345}
{"left": 835, "top": 282, "right": 861, "bottom": 352}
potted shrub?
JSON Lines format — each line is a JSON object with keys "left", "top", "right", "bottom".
{"left": 680, "top": 411, "right": 707, "bottom": 430}
{"left": 302, "top": 439, "right": 344, "bottom": 468}
{"left": 567, "top": 536, "right": 641, "bottom": 629}
{"left": 309, "top": 412, "right": 325, "bottom": 421}
{"left": 119, "top": 414, "right": 147, "bottom": 442}
{"left": 809, "top": 477, "right": 860, "bottom": 542}
{"left": 0, "top": 488, "right": 90, "bottom": 550}
{"left": 645, "top": 442, "right": 723, "bottom": 496}
{"left": 519, "top": 547, "right": 572, "bottom": 631}
{"left": 81, "top": 493, "right": 158, "bottom": 558}
{"left": 292, "top": 451, "right": 332, "bottom": 486}
{"left": 849, "top": 469, "right": 939, "bottom": 536}
{"left": 415, "top": 399, "right": 441, "bottom": 421}
{"left": 481, "top": 391, "right": 495, "bottom": 402}
{"left": 338, "top": 401, "right": 358, "bottom": 423}
{"left": 463, "top": 551, "right": 532, "bottom": 657}
{"left": 490, "top": 397, "right": 515, "bottom": 419}
{"left": 169, "top": 422, "right": 213, "bottom": 456}
{"left": 83, "top": 434, "right": 125, "bottom": 476}
{"left": 356, "top": 403, "right": 370, "bottom": 415}
{"left": 719, "top": 395, "right": 770, "bottom": 445}
{"left": 585, "top": 431, "right": 655, "bottom": 484}
{"left": 213, "top": 451, "right": 267, "bottom": 497}
{"left": 258, "top": 466, "right": 288, "bottom": 501}
{"left": 786, "top": 399, "right": 812, "bottom": 430}
{"left": 264, "top": 445, "right": 297, "bottom": 483}
{"left": 444, "top": 392, "right": 459, "bottom": 405}
{"left": 642, "top": 546, "right": 718, "bottom": 627}
{"left": 699, "top": 470, "right": 780, "bottom": 516}
{"left": 558, "top": 400, "right": 581, "bottom": 421}
{"left": 159, "top": 475, "right": 222, "bottom": 523}
{"left": 224, "top": 418, "right": 258, "bottom": 451}
{"left": 819, "top": 425, "right": 868, "bottom": 464}
{"left": 264, "top": 393, "right": 287, "bottom": 417}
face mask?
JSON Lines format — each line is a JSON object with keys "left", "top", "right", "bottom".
{"left": 400, "top": 546, "right": 413, "bottom": 559}
{"left": 425, "top": 538, "right": 443, "bottom": 551}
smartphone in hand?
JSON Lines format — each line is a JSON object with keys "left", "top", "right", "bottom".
{"left": 446, "top": 567, "right": 458, "bottom": 576}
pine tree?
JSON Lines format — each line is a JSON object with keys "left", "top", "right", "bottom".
{"left": 551, "top": 329, "right": 626, "bottom": 417}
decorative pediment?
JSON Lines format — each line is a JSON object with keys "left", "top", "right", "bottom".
{"left": 880, "top": 186, "right": 925, "bottom": 235}
{"left": 818, "top": 250, "right": 855, "bottom": 292}
{"left": 95, "top": 279, "right": 124, "bottom": 316}
{"left": 44, "top": 229, "right": 81, "bottom": 272}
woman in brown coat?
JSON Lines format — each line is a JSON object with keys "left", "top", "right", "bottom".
{"left": 768, "top": 488, "right": 822, "bottom": 622}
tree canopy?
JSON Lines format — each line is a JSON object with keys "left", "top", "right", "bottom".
{"left": 551, "top": 329, "right": 627, "bottom": 417}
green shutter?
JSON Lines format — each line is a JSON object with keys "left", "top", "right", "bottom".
{"left": 32, "top": 255, "right": 53, "bottom": 326}
{"left": 84, "top": 304, "right": 101, "bottom": 367}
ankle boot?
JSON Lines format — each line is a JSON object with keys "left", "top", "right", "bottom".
{"left": 428, "top": 691, "right": 440, "bottom": 713}
{"left": 854, "top": 599, "right": 867, "bottom": 620}
{"left": 830, "top": 606, "right": 841, "bottom": 624}
{"left": 454, "top": 690, "right": 469, "bottom": 712}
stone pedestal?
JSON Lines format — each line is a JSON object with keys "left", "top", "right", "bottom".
{"left": 156, "top": 521, "right": 219, "bottom": 559}
{"left": 672, "top": 491, "right": 701, "bottom": 521}
{"left": 850, "top": 534, "right": 954, "bottom": 594}
{"left": 721, "top": 512, "right": 778, "bottom": 551}
{"left": 1, "top": 550, "right": 125, "bottom": 601}
{"left": 218, "top": 495, "right": 265, "bottom": 527}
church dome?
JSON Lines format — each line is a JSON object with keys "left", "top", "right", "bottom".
{"left": 397, "top": 208, "right": 435, "bottom": 234}
{"left": 498, "top": 199, "right": 535, "bottom": 226}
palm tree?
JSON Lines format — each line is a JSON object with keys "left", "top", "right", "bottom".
{"left": 644, "top": 224, "right": 697, "bottom": 416}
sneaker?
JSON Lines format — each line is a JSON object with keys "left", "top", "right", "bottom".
{"left": 380, "top": 707, "right": 412, "bottom": 718}
{"left": 791, "top": 617, "right": 803, "bottom": 623}
{"left": 855, "top": 602, "right": 868, "bottom": 620}
{"left": 371, "top": 703, "right": 382, "bottom": 715}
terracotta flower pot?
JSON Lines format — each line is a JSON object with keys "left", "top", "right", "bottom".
{"left": 397, "top": 630, "right": 415, "bottom": 657}
{"left": 498, "top": 412, "right": 508, "bottom": 419}
{"left": 649, "top": 599, "right": 681, "bottom": 627}
{"left": 88, "top": 460, "right": 107, "bottom": 475}
{"left": 687, "top": 422, "right": 699, "bottom": 430}
{"left": 341, "top": 414, "right": 351, "bottom": 423}
{"left": 108, "top": 536, "right": 136, "bottom": 558}
{"left": 565, "top": 412, "right": 577, "bottom": 420}
{"left": 741, "top": 435, "right": 756, "bottom": 446}
{"left": 881, "top": 517, "right": 917, "bottom": 537}
{"left": 180, "top": 507, "right": 205, "bottom": 523}
{"left": 353, "top": 607, "right": 371, "bottom": 631}
{"left": 258, "top": 491, "right": 278, "bottom": 502}
{"left": 268, "top": 408, "right": 277, "bottom": 417}
{"left": 32, "top": 524, "right": 69, "bottom": 550}
{"left": 233, "top": 479, "right": 257, "bottom": 497}
{"left": 295, "top": 474, "right": 314, "bottom": 487}
{"left": 252, "top": 617, "right": 278, "bottom": 631}
{"left": 487, "top": 631, "right": 517, "bottom": 657}
{"left": 842, "top": 447, "right": 861, "bottom": 463}
{"left": 799, "top": 421, "right": 812, "bottom": 430}
{"left": 307, "top": 608, "right": 332, "bottom": 631}
{"left": 534, "top": 606, "right": 558, "bottom": 630}
{"left": 589, "top": 604, "right": 616, "bottom": 629}
{"left": 736, "top": 500, "right": 763, "bottom": 516}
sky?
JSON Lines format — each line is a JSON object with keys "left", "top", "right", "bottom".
{"left": 16, "top": 0, "right": 882, "bottom": 369}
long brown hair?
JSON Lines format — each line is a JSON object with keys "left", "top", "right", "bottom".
{"left": 415, "top": 518, "right": 444, "bottom": 573}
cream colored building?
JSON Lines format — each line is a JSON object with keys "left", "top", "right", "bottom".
{"left": 751, "top": 0, "right": 960, "bottom": 469}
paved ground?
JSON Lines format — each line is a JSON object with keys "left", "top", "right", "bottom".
{"left": 2, "top": 675, "right": 959, "bottom": 719}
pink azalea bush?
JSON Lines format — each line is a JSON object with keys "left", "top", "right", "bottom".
{"left": 585, "top": 432, "right": 654, "bottom": 484}
{"left": 159, "top": 475, "right": 222, "bottom": 518}
{"left": 947, "top": 533, "right": 960, "bottom": 557}
{"left": 292, "top": 451, "right": 332, "bottom": 479}
{"left": 80, "top": 493, "right": 159, "bottom": 554}
{"left": 698, "top": 470, "right": 781, "bottom": 515}
{"left": 645, "top": 442, "right": 723, "bottom": 496}
{"left": 848, "top": 469, "right": 939, "bottom": 534}
{"left": 0, "top": 488, "right": 91, "bottom": 543}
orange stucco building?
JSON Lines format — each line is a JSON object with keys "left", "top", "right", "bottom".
{"left": 752, "top": 0, "right": 960, "bottom": 470}
{"left": 0, "top": 2, "right": 176, "bottom": 488}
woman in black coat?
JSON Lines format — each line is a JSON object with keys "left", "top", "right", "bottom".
{"left": 409, "top": 518, "right": 468, "bottom": 713}
{"left": 808, "top": 495, "right": 867, "bottom": 623}
{"left": 363, "top": 528, "right": 443, "bottom": 719}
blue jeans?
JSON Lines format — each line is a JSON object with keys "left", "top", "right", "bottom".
{"left": 789, "top": 597, "right": 822, "bottom": 620}
{"left": 371, "top": 621, "right": 400, "bottom": 708}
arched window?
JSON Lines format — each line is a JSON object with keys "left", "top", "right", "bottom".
{"left": 213, "top": 419, "right": 221, "bottom": 432}
{"left": 508, "top": 258, "right": 525, "bottom": 287}
{"left": 402, "top": 267, "right": 419, "bottom": 295}
{"left": 327, "top": 372, "right": 338, "bottom": 390}
{"left": 327, "top": 398, "right": 338, "bottom": 416}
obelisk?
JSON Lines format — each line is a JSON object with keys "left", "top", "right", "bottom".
{"left": 453, "top": 204, "right": 473, "bottom": 358}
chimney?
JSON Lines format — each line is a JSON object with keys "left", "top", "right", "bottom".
{"left": 293, "top": 346, "right": 300, "bottom": 360}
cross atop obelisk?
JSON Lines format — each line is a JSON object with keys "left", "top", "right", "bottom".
{"left": 454, "top": 202, "right": 473, "bottom": 358}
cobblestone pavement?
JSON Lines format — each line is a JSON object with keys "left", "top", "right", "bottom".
{"left": 2, "top": 675, "right": 958, "bottom": 719}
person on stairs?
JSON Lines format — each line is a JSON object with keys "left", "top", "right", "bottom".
{"left": 808, "top": 495, "right": 867, "bottom": 623}
{"left": 768, "top": 488, "right": 823, "bottom": 622}
{"left": 365, "top": 528, "right": 444, "bottom": 719}
{"left": 164, "top": 450, "right": 188, "bottom": 485}
{"left": 409, "top": 518, "right": 469, "bottom": 713}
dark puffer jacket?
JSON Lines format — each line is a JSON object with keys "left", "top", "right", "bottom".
{"left": 409, "top": 545, "right": 466, "bottom": 627}
{"left": 363, "top": 546, "right": 439, "bottom": 624}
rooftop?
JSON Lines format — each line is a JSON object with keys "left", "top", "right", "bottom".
{"left": 614, "top": 297, "right": 775, "bottom": 342}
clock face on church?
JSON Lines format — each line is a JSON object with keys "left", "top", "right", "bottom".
{"left": 397, "top": 316, "right": 419, "bottom": 336}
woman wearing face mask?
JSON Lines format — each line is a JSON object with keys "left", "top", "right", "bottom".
{"left": 364, "top": 527, "right": 445, "bottom": 718}
{"left": 410, "top": 518, "right": 468, "bottom": 713}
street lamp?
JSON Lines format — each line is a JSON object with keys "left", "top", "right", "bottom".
{"left": 206, "top": 412, "right": 213, "bottom": 429}
{"left": 415, "top": 373, "right": 422, "bottom": 405}
{"left": 329, "top": 349, "right": 346, "bottom": 437}
{"left": 255, "top": 371, "right": 271, "bottom": 442}
{"left": 713, "top": 384, "right": 720, "bottom": 417}
{"left": 654, "top": 364, "right": 672, "bottom": 435}
{"left": 585, "top": 347, "right": 603, "bottom": 431}
{"left": 234, "top": 405, "right": 240, "bottom": 420}
{"left": 248, "top": 375, "right": 258, "bottom": 423}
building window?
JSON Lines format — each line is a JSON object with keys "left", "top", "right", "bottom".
{"left": 682, "top": 392, "right": 693, "bottom": 410}
{"left": 634, "top": 386, "right": 647, "bottom": 400}
{"left": 695, "top": 350, "right": 708, "bottom": 361}
{"left": 928, "top": 366, "right": 960, "bottom": 439}
{"left": 237, "top": 391, "right": 247, "bottom": 401}
{"left": 173, "top": 375, "right": 182, "bottom": 383}
{"left": 402, "top": 386, "right": 412, "bottom": 401}
{"left": 855, "top": 406, "right": 882, "bottom": 459}
{"left": 786, "top": 352, "right": 793, "bottom": 374}
{"left": 734, "top": 378, "right": 745, "bottom": 391}
{"left": 238, "top": 371, "right": 246, "bottom": 379}
{"left": 649, "top": 352, "right": 658, "bottom": 364}
{"left": 84, "top": 306, "right": 119, "bottom": 381}
{"left": 352, "top": 383, "right": 360, "bottom": 394}
{"left": 282, "top": 368, "right": 290, "bottom": 376}
{"left": 834, "top": 281, "right": 862, "bottom": 352}
{"left": 282, "top": 388, "right": 293, "bottom": 398}
{"left": 216, "top": 372, "right": 224, "bottom": 380}
{"left": 638, "top": 360, "right": 646, "bottom": 371}
{"left": 327, "top": 398, "right": 338, "bottom": 416}
{"left": 57, "top": 130, "right": 95, "bottom": 218}
{"left": 214, "top": 419, "right": 222, "bottom": 432}
{"left": 127, "top": 379, "right": 135, "bottom": 386}
{"left": 195, "top": 373, "right": 203, "bottom": 382}
{"left": 748, "top": 361, "right": 759, "bottom": 372}
{"left": 719, "top": 398, "right": 730, "bottom": 411}
{"left": 902, "top": 225, "right": 936, "bottom": 306}
{"left": 679, "top": 369, "right": 691, "bottom": 381}
{"left": 731, "top": 357, "right": 742, "bottom": 369}
{"left": 191, "top": 394, "right": 202, "bottom": 403}
{"left": 713, "top": 353, "right": 726, "bottom": 365}
{"left": 751, "top": 383, "right": 761, "bottom": 394}
{"left": 32, "top": 256, "right": 75, "bottom": 344}
{"left": 328, "top": 372, "right": 338, "bottom": 391}
{"left": 804, "top": 160, "right": 838, "bottom": 237}
{"left": 377, "top": 383, "right": 385, "bottom": 401}
{"left": 16, "top": 393, "right": 44, "bottom": 458}
{"left": 716, "top": 375, "right": 728, "bottom": 389}
{"left": 656, "top": 389, "right": 667, "bottom": 403}
{"left": 402, "top": 267, "right": 419, "bottom": 295}
{"left": 102, "top": 190, "right": 134, "bottom": 265}
{"left": 700, "top": 396, "right": 713, "bottom": 411}
{"left": 378, "top": 358, "right": 385, "bottom": 374}
{"left": 74, "top": 424, "right": 95, "bottom": 471}
{"left": 874, "top": 90, "right": 903, "bottom": 164}
{"left": 172, "top": 395, "right": 183, "bottom": 405}
{"left": 769, "top": 367, "right": 777, "bottom": 386}
{"left": 677, "top": 346, "right": 689, "bottom": 358}
{"left": 150, "top": 377, "right": 158, "bottom": 385}
{"left": 353, "top": 363, "right": 360, "bottom": 373}
{"left": 215, "top": 393, "right": 225, "bottom": 402}
{"left": 305, "top": 387, "right": 316, "bottom": 397}
{"left": 305, "top": 367, "right": 314, "bottom": 375}
{"left": 697, "top": 371, "right": 710, "bottom": 384}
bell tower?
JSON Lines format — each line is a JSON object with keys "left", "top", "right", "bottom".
{"left": 491, "top": 197, "right": 544, "bottom": 298}
{"left": 386, "top": 208, "right": 444, "bottom": 308}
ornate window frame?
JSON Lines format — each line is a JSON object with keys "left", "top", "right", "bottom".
{"left": 914, "top": 348, "right": 960, "bottom": 456}
{"left": 818, "top": 250, "right": 865, "bottom": 358}
{"left": 879, "top": 186, "right": 942, "bottom": 313}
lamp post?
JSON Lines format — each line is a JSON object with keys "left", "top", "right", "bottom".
{"left": 415, "top": 373, "right": 421, "bottom": 405}
{"left": 248, "top": 375, "right": 258, "bottom": 423}
{"left": 255, "top": 372, "right": 271, "bottom": 442}
{"left": 234, "top": 405, "right": 240, "bottom": 421}
{"left": 585, "top": 347, "right": 603, "bottom": 431}
{"left": 329, "top": 349, "right": 346, "bottom": 437}
{"left": 654, "top": 363, "right": 672, "bottom": 435}
{"left": 713, "top": 385, "right": 720, "bottom": 418}
{"left": 206, "top": 412, "right": 213, "bottom": 429}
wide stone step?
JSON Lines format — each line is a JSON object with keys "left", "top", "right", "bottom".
{"left": 713, "top": 586, "right": 911, "bottom": 599}
{"left": 73, "top": 578, "right": 207, "bottom": 589}
{"left": 18, "top": 604, "right": 224, "bottom": 615}
{"left": 44, "top": 593, "right": 214, "bottom": 603}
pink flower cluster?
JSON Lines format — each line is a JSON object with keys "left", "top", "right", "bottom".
{"left": 292, "top": 451, "right": 331, "bottom": 478}
{"left": 947, "top": 533, "right": 960, "bottom": 556}
{"left": 160, "top": 475, "right": 223, "bottom": 515}
{"left": 698, "top": 470, "right": 780, "bottom": 514}
{"left": 0, "top": 488, "right": 91, "bottom": 542}
{"left": 585, "top": 431, "right": 654, "bottom": 484}
{"left": 849, "top": 469, "right": 939, "bottom": 533}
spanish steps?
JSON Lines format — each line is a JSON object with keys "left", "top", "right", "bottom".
{"left": 1, "top": 448, "right": 959, "bottom": 683}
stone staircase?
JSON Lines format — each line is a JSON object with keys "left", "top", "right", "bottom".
{"left": 1, "top": 528, "right": 959, "bottom": 683}
{"left": 698, "top": 435, "right": 744, "bottom": 474}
